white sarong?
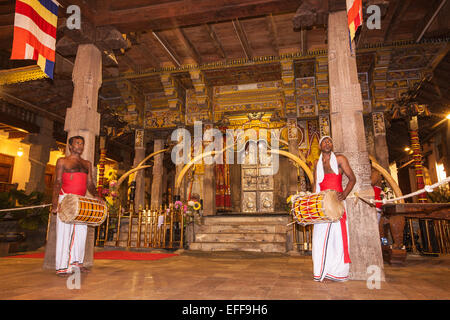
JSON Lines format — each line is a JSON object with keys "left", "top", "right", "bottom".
{"left": 55, "top": 194, "right": 87, "bottom": 273}
{"left": 312, "top": 152, "right": 350, "bottom": 282}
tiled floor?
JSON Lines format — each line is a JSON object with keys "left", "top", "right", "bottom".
{"left": 0, "top": 249, "right": 449, "bottom": 300}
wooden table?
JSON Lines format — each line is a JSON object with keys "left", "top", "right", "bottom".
{"left": 381, "top": 203, "right": 450, "bottom": 265}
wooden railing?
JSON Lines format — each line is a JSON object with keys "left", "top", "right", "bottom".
{"left": 405, "top": 217, "right": 449, "bottom": 255}
{"left": 0, "top": 182, "right": 17, "bottom": 193}
{"left": 292, "top": 222, "right": 313, "bottom": 253}
{"left": 96, "top": 205, "right": 187, "bottom": 250}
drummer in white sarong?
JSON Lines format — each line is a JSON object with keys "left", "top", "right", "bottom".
{"left": 51, "top": 136, "right": 99, "bottom": 277}
{"left": 312, "top": 136, "right": 356, "bottom": 282}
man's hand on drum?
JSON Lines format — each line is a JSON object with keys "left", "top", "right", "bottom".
{"left": 337, "top": 192, "right": 347, "bottom": 201}
{"left": 51, "top": 204, "right": 59, "bottom": 215}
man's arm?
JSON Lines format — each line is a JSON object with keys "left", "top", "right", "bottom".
{"left": 51, "top": 158, "right": 64, "bottom": 214}
{"left": 337, "top": 155, "right": 356, "bottom": 201}
{"left": 86, "top": 160, "right": 99, "bottom": 198}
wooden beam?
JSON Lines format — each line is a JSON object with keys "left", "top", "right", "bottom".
{"left": 232, "top": 19, "right": 252, "bottom": 60}
{"left": 174, "top": 27, "right": 202, "bottom": 65}
{"left": 138, "top": 43, "right": 161, "bottom": 69}
{"left": 0, "top": 92, "right": 65, "bottom": 123}
{"left": 383, "top": 0, "right": 409, "bottom": 43}
{"left": 58, "top": 0, "right": 97, "bottom": 26}
{"left": 300, "top": 29, "right": 307, "bottom": 55}
{"left": 204, "top": 24, "right": 227, "bottom": 60}
{"left": 415, "top": 0, "right": 448, "bottom": 43}
{"left": 356, "top": 22, "right": 369, "bottom": 49}
{"left": 96, "top": 0, "right": 301, "bottom": 32}
{"left": 119, "top": 53, "right": 141, "bottom": 73}
{"left": 265, "top": 14, "right": 280, "bottom": 55}
{"left": 426, "top": 43, "right": 450, "bottom": 71}
{"left": 152, "top": 31, "right": 181, "bottom": 67}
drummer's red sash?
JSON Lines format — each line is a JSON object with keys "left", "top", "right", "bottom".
{"left": 60, "top": 172, "right": 87, "bottom": 196}
{"left": 319, "top": 173, "right": 351, "bottom": 264}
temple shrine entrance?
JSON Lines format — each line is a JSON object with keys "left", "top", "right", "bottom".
{"left": 241, "top": 141, "right": 275, "bottom": 213}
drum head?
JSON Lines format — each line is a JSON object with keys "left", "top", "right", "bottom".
{"left": 323, "top": 190, "right": 344, "bottom": 221}
{"left": 58, "top": 194, "right": 79, "bottom": 223}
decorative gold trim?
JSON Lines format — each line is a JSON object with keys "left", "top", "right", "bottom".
{"left": 104, "top": 39, "right": 449, "bottom": 83}
{"left": 0, "top": 65, "right": 47, "bottom": 85}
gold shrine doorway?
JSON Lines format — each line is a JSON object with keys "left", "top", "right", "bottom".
{"left": 241, "top": 142, "right": 275, "bottom": 213}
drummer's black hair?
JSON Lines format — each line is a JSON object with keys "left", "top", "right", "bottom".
{"left": 68, "top": 135, "right": 85, "bottom": 145}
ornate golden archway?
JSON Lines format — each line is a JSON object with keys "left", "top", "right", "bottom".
{"left": 174, "top": 144, "right": 314, "bottom": 195}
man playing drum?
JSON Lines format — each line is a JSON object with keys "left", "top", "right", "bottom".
{"left": 51, "top": 136, "right": 99, "bottom": 277}
{"left": 312, "top": 136, "right": 356, "bottom": 282}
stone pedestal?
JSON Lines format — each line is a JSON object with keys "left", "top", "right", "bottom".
{"left": 24, "top": 117, "right": 54, "bottom": 194}
{"left": 43, "top": 44, "right": 102, "bottom": 270}
{"left": 328, "top": 11, "right": 385, "bottom": 281}
{"left": 151, "top": 139, "right": 165, "bottom": 209}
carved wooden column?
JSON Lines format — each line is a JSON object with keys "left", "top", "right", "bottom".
{"left": 372, "top": 112, "right": 390, "bottom": 170}
{"left": 133, "top": 129, "right": 146, "bottom": 211}
{"left": 43, "top": 44, "right": 102, "bottom": 270}
{"left": 409, "top": 116, "right": 427, "bottom": 203}
{"left": 151, "top": 138, "right": 165, "bottom": 209}
{"left": 287, "top": 117, "right": 300, "bottom": 194}
{"left": 97, "top": 136, "right": 107, "bottom": 196}
{"left": 328, "top": 11, "right": 384, "bottom": 281}
{"left": 174, "top": 125, "right": 188, "bottom": 202}
{"left": 202, "top": 122, "right": 216, "bottom": 216}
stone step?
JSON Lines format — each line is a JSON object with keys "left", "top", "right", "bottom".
{"left": 202, "top": 215, "right": 290, "bottom": 225}
{"left": 195, "top": 223, "right": 288, "bottom": 234}
{"left": 195, "top": 232, "right": 286, "bottom": 243}
{"left": 189, "top": 241, "right": 286, "bottom": 253}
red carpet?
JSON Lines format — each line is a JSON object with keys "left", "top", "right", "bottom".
{"left": 4, "top": 250, "right": 178, "bottom": 261}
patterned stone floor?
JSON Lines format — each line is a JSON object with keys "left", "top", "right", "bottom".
{"left": 0, "top": 249, "right": 449, "bottom": 301}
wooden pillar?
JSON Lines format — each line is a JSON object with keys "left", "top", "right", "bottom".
{"left": 133, "top": 129, "right": 146, "bottom": 211}
{"left": 328, "top": 11, "right": 385, "bottom": 281}
{"left": 24, "top": 117, "right": 54, "bottom": 194}
{"left": 202, "top": 162, "right": 216, "bottom": 216}
{"left": 202, "top": 122, "right": 216, "bottom": 215}
{"left": 97, "top": 136, "right": 107, "bottom": 196}
{"left": 151, "top": 138, "right": 165, "bottom": 209}
{"left": 372, "top": 112, "right": 390, "bottom": 170}
{"left": 287, "top": 117, "right": 300, "bottom": 194}
{"left": 43, "top": 44, "right": 102, "bottom": 270}
{"left": 409, "top": 116, "right": 427, "bottom": 203}
{"left": 174, "top": 126, "right": 188, "bottom": 202}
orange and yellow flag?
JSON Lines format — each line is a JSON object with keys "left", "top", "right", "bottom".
{"left": 10, "top": 0, "right": 59, "bottom": 79}
{"left": 346, "top": 0, "right": 363, "bottom": 42}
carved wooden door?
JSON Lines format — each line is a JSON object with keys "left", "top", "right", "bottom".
{"left": 241, "top": 148, "right": 274, "bottom": 213}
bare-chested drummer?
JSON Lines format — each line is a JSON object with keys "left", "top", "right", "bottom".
{"left": 51, "top": 136, "right": 98, "bottom": 277}
{"left": 312, "top": 136, "right": 356, "bottom": 282}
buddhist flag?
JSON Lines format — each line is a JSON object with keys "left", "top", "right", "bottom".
{"left": 346, "top": 0, "right": 363, "bottom": 42}
{"left": 10, "top": 0, "right": 59, "bottom": 79}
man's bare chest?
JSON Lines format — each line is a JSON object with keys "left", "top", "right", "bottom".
{"left": 64, "top": 160, "right": 88, "bottom": 174}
